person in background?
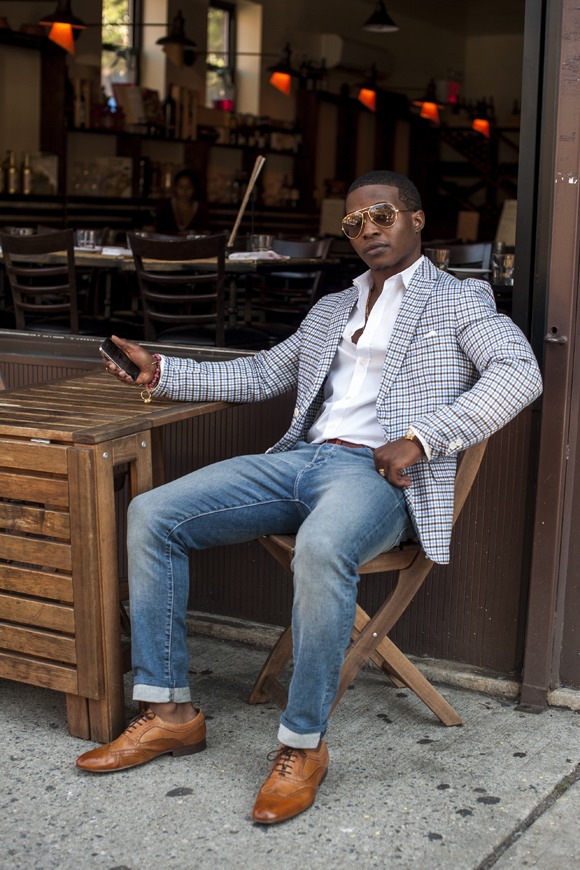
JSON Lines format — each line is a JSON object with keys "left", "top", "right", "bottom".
{"left": 76, "top": 170, "right": 542, "bottom": 826}
{"left": 152, "top": 168, "right": 209, "bottom": 235}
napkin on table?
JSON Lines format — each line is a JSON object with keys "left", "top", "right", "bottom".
{"left": 227, "top": 251, "right": 289, "bottom": 261}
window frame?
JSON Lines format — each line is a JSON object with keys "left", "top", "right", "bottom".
{"left": 101, "top": 0, "right": 142, "bottom": 95}
{"left": 206, "top": 1, "right": 237, "bottom": 108}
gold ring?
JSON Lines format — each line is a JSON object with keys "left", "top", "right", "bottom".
{"left": 378, "top": 468, "right": 386, "bottom": 477}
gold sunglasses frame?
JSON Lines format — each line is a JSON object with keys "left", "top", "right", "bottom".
{"left": 341, "top": 202, "right": 415, "bottom": 239}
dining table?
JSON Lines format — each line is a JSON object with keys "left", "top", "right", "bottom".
{"left": 0, "top": 369, "right": 228, "bottom": 743}
{"left": 0, "top": 245, "right": 339, "bottom": 325}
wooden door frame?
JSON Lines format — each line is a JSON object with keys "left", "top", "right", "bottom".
{"left": 520, "top": 0, "right": 580, "bottom": 708}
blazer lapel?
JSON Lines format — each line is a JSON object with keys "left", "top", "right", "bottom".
{"left": 378, "top": 259, "right": 438, "bottom": 396}
{"left": 310, "top": 285, "right": 358, "bottom": 385}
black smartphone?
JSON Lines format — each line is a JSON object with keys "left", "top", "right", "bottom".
{"left": 99, "top": 338, "right": 141, "bottom": 381}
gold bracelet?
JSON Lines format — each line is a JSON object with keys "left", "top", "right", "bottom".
{"left": 140, "top": 353, "right": 162, "bottom": 404}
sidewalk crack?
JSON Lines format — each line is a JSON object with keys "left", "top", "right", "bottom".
{"left": 476, "top": 762, "right": 580, "bottom": 869}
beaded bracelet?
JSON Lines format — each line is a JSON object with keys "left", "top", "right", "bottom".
{"left": 140, "top": 353, "right": 162, "bottom": 404}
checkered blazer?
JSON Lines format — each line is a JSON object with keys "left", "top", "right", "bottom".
{"left": 158, "top": 258, "right": 542, "bottom": 563}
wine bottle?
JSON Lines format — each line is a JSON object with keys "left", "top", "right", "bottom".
{"left": 162, "top": 85, "right": 176, "bottom": 139}
{"left": 6, "top": 150, "right": 18, "bottom": 195}
{"left": 21, "top": 152, "right": 32, "bottom": 195}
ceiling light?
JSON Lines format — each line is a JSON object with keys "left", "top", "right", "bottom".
{"left": 267, "top": 44, "right": 299, "bottom": 96}
{"left": 413, "top": 80, "right": 444, "bottom": 125}
{"left": 357, "top": 64, "right": 379, "bottom": 112}
{"left": 362, "top": 1, "right": 399, "bottom": 33}
{"left": 39, "top": 0, "right": 85, "bottom": 55}
{"left": 156, "top": 10, "right": 197, "bottom": 69}
{"left": 472, "top": 118, "right": 491, "bottom": 138}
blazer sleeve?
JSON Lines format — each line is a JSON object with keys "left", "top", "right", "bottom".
{"left": 410, "top": 280, "right": 543, "bottom": 459}
{"left": 151, "top": 331, "right": 302, "bottom": 404}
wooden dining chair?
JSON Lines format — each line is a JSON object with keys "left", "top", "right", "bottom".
{"left": 0, "top": 229, "right": 104, "bottom": 335}
{"left": 250, "top": 237, "right": 333, "bottom": 344}
{"left": 127, "top": 231, "right": 268, "bottom": 350}
{"left": 249, "top": 439, "right": 488, "bottom": 726}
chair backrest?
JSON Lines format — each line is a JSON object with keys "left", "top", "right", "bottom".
{"left": 451, "top": 438, "right": 488, "bottom": 523}
{"left": 345, "top": 439, "right": 488, "bottom": 576}
{"left": 127, "top": 231, "right": 227, "bottom": 344}
{"left": 446, "top": 242, "right": 492, "bottom": 270}
{"left": 271, "top": 237, "right": 332, "bottom": 259}
{"left": 269, "top": 237, "right": 333, "bottom": 296}
{"left": 0, "top": 229, "right": 79, "bottom": 333}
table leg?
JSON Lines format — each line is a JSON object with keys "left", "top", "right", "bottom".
{"left": 69, "top": 433, "right": 153, "bottom": 744}
{"left": 227, "top": 277, "right": 238, "bottom": 327}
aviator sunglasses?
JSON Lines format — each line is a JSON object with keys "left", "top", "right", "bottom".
{"left": 341, "top": 202, "right": 415, "bottom": 240}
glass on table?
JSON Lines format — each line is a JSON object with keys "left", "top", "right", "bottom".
{"left": 424, "top": 247, "right": 450, "bottom": 270}
{"left": 248, "top": 234, "right": 275, "bottom": 252}
{"left": 491, "top": 252, "right": 515, "bottom": 285}
{"left": 75, "top": 229, "right": 98, "bottom": 250}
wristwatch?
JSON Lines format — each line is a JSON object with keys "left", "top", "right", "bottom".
{"left": 404, "top": 430, "right": 424, "bottom": 453}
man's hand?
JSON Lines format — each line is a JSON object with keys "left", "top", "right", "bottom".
{"left": 373, "top": 438, "right": 423, "bottom": 488}
{"left": 101, "top": 335, "right": 158, "bottom": 386}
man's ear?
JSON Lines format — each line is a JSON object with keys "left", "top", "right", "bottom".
{"left": 413, "top": 210, "right": 426, "bottom": 231}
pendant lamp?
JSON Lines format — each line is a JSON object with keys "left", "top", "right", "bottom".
{"left": 156, "top": 10, "right": 197, "bottom": 69}
{"left": 472, "top": 100, "right": 491, "bottom": 137}
{"left": 362, "top": 1, "right": 399, "bottom": 33}
{"left": 39, "top": 0, "right": 85, "bottom": 56}
{"left": 413, "top": 80, "right": 444, "bottom": 125}
{"left": 267, "top": 44, "right": 299, "bottom": 96}
{"left": 357, "top": 65, "right": 379, "bottom": 112}
{"left": 472, "top": 118, "right": 491, "bottom": 138}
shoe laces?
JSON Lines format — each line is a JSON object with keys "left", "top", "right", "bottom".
{"left": 267, "top": 745, "right": 304, "bottom": 777}
{"left": 126, "top": 710, "right": 155, "bottom": 732}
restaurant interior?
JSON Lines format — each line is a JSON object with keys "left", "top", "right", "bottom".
{"left": 0, "top": 0, "right": 526, "bottom": 344}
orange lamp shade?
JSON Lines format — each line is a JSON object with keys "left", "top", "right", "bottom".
{"left": 419, "top": 101, "right": 440, "bottom": 124}
{"left": 48, "top": 22, "right": 76, "bottom": 54}
{"left": 269, "top": 71, "right": 292, "bottom": 95}
{"left": 358, "top": 87, "right": 377, "bottom": 112}
{"left": 472, "top": 118, "right": 491, "bottom": 138}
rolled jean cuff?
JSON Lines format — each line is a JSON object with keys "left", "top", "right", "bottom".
{"left": 133, "top": 684, "right": 192, "bottom": 704}
{"left": 277, "top": 723, "right": 321, "bottom": 749}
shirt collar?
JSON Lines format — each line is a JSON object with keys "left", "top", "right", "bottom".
{"left": 353, "top": 255, "right": 425, "bottom": 308}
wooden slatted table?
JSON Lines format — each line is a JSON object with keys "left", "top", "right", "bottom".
{"left": 0, "top": 371, "right": 227, "bottom": 743}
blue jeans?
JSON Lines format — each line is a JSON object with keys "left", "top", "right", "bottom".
{"left": 127, "top": 441, "right": 414, "bottom": 748}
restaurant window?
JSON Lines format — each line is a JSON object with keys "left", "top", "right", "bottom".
{"left": 206, "top": 2, "right": 237, "bottom": 109}
{"left": 101, "top": 0, "right": 141, "bottom": 100}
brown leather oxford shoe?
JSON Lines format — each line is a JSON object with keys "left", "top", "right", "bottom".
{"left": 75, "top": 707, "right": 206, "bottom": 773}
{"left": 252, "top": 741, "right": 329, "bottom": 824}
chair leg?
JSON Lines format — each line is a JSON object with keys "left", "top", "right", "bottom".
{"left": 331, "top": 603, "right": 463, "bottom": 726}
{"left": 367, "top": 633, "right": 463, "bottom": 726}
{"left": 248, "top": 625, "right": 293, "bottom": 708}
{"left": 329, "top": 556, "right": 434, "bottom": 707}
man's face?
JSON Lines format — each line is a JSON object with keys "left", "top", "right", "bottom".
{"left": 344, "top": 184, "right": 425, "bottom": 277}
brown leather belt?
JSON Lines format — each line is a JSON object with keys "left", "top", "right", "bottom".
{"left": 322, "top": 438, "right": 370, "bottom": 449}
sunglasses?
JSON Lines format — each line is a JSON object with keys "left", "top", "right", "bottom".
{"left": 341, "top": 202, "right": 415, "bottom": 239}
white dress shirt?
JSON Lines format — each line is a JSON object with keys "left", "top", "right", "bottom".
{"left": 307, "top": 256, "right": 429, "bottom": 452}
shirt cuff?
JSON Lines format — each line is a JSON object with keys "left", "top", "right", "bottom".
{"left": 408, "top": 426, "right": 432, "bottom": 460}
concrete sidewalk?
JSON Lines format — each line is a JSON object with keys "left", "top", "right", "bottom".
{"left": 1, "top": 633, "right": 579, "bottom": 869}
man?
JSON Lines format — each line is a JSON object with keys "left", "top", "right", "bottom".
{"left": 77, "top": 171, "right": 542, "bottom": 825}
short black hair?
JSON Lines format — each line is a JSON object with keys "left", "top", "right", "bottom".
{"left": 174, "top": 168, "right": 201, "bottom": 191}
{"left": 347, "top": 170, "right": 422, "bottom": 211}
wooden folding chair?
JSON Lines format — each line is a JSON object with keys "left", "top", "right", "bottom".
{"left": 248, "top": 439, "right": 488, "bottom": 727}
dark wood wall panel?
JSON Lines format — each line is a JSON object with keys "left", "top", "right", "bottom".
{"left": 0, "top": 335, "right": 538, "bottom": 676}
